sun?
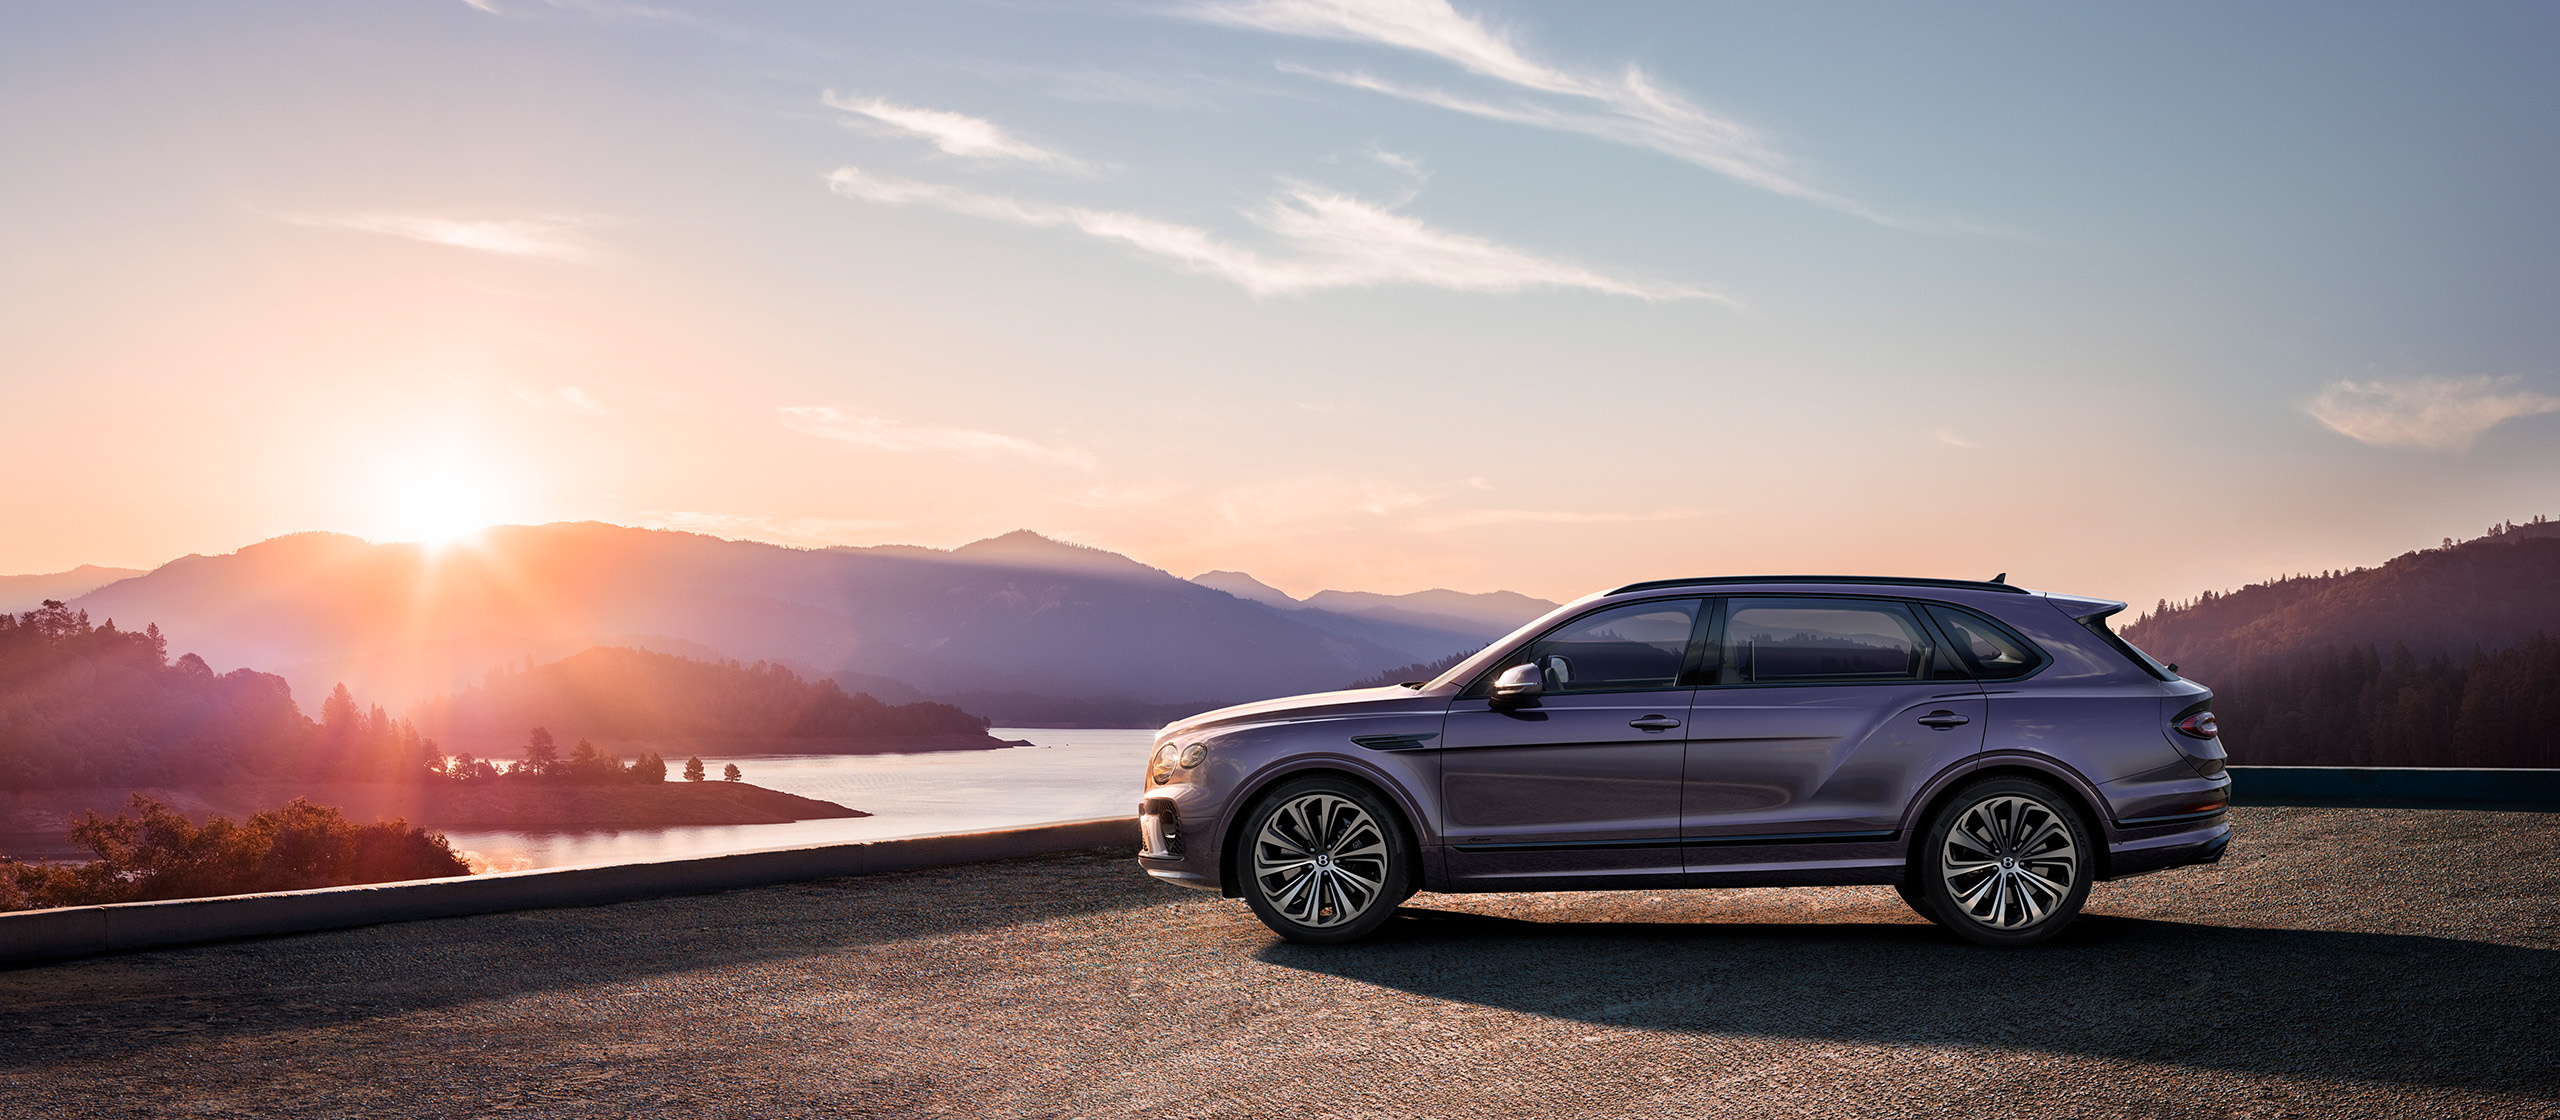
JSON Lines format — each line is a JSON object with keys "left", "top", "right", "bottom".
{"left": 386, "top": 467, "right": 497, "bottom": 549}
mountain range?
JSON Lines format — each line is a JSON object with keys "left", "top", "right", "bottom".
{"left": 0, "top": 565, "right": 147, "bottom": 613}
{"left": 51, "top": 524, "right": 1557, "bottom": 716}
{"left": 17, "top": 515, "right": 2560, "bottom": 759}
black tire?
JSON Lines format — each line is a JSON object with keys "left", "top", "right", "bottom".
{"left": 1913, "top": 776, "right": 2095, "bottom": 947}
{"left": 1234, "top": 775, "right": 1415, "bottom": 944}
{"left": 1893, "top": 879, "right": 1939, "bottom": 923}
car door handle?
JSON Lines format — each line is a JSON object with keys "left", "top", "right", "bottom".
{"left": 1917, "top": 710, "right": 1971, "bottom": 729}
{"left": 1628, "top": 715, "right": 1683, "bottom": 731}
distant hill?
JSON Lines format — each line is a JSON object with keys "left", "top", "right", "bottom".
{"left": 1191, "top": 571, "right": 1300, "bottom": 610}
{"left": 1187, "top": 571, "right": 1557, "bottom": 642}
{"left": 69, "top": 523, "right": 1512, "bottom": 713}
{"left": 414, "top": 646, "right": 996, "bottom": 753}
{"left": 1300, "top": 588, "right": 1559, "bottom": 638}
{"left": 0, "top": 565, "right": 147, "bottom": 613}
{"left": 1185, "top": 570, "right": 1557, "bottom": 685}
{"left": 2123, "top": 517, "right": 2560, "bottom": 767}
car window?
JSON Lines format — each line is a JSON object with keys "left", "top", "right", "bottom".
{"left": 1721, "top": 599, "right": 1929, "bottom": 684}
{"left": 1924, "top": 604, "right": 2046, "bottom": 680}
{"left": 1514, "top": 599, "right": 1701, "bottom": 694}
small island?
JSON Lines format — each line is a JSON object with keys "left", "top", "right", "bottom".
{"left": 416, "top": 645, "right": 1015, "bottom": 757}
{"left": 398, "top": 774, "right": 866, "bottom": 830}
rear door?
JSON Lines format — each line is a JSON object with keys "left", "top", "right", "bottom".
{"left": 1681, "top": 597, "right": 1986, "bottom": 870}
{"left": 1440, "top": 597, "right": 1704, "bottom": 889}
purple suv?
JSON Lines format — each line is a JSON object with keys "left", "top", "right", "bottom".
{"left": 1136, "top": 576, "right": 2231, "bottom": 946}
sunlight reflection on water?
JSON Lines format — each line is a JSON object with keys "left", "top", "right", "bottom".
{"left": 438, "top": 728, "right": 1158, "bottom": 872}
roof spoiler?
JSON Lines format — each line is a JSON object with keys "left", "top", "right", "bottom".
{"left": 2042, "top": 592, "right": 2130, "bottom": 622}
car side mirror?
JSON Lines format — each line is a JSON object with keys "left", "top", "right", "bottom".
{"left": 1489, "top": 663, "right": 1545, "bottom": 706}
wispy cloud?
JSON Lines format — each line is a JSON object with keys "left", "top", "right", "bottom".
{"left": 826, "top": 166, "right": 1718, "bottom": 301}
{"left": 282, "top": 212, "right": 601, "bottom": 261}
{"left": 823, "top": 92, "right": 1096, "bottom": 173}
{"left": 555, "top": 386, "right": 608, "bottom": 415}
{"left": 2305, "top": 375, "right": 2560, "bottom": 453}
{"left": 780, "top": 405, "right": 1095, "bottom": 469}
{"left": 1198, "top": 0, "right": 1894, "bottom": 224}
{"left": 1211, "top": 475, "right": 1433, "bottom": 532}
{"left": 1411, "top": 507, "right": 1708, "bottom": 533}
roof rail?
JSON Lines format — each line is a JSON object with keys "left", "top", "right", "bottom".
{"left": 1605, "top": 575, "right": 2034, "bottom": 596}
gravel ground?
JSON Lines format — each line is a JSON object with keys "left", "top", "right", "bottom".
{"left": 2, "top": 806, "right": 2554, "bottom": 1119}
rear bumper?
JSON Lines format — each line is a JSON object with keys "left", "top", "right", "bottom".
{"left": 2104, "top": 817, "right": 2232, "bottom": 880}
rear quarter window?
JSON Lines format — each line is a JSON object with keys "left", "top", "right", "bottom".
{"left": 1922, "top": 604, "right": 2048, "bottom": 681}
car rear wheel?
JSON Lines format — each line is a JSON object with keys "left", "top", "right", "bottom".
{"left": 1236, "top": 776, "right": 1413, "bottom": 944}
{"left": 1914, "top": 776, "right": 2094, "bottom": 946}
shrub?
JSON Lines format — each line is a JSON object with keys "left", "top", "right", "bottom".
{"left": 1, "top": 794, "right": 470, "bottom": 911}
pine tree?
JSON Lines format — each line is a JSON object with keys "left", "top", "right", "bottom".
{"left": 722, "top": 763, "right": 742, "bottom": 782}
{"left": 320, "top": 683, "right": 362, "bottom": 749}
{"left": 683, "top": 755, "right": 706, "bottom": 782}
{"left": 523, "top": 727, "right": 559, "bottom": 775}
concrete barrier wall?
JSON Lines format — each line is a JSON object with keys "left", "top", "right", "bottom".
{"left": 0, "top": 816, "right": 1135, "bottom": 967}
{"left": 2229, "top": 766, "right": 2560, "bottom": 806}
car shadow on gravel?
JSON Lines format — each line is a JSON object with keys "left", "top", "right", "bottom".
{"left": 1259, "top": 908, "right": 2560, "bottom": 1096}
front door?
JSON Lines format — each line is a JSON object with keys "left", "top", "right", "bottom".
{"left": 1440, "top": 598, "right": 1703, "bottom": 889}
{"left": 1681, "top": 597, "right": 1987, "bottom": 872}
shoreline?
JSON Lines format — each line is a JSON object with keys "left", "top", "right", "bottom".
{"left": 0, "top": 779, "right": 864, "bottom": 862}
{"left": 432, "top": 733, "right": 1020, "bottom": 759}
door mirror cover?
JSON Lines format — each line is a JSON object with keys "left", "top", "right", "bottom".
{"left": 1489, "top": 663, "right": 1545, "bottom": 705}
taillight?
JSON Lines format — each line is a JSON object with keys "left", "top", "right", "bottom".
{"left": 2174, "top": 711, "right": 2219, "bottom": 740}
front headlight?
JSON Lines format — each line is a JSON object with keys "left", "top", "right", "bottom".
{"left": 1150, "top": 739, "right": 1209, "bottom": 785}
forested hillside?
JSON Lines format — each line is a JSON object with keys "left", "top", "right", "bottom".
{"left": 2122, "top": 518, "right": 2560, "bottom": 766}
{"left": 0, "top": 601, "right": 429, "bottom": 788}
{"left": 412, "top": 646, "right": 994, "bottom": 750}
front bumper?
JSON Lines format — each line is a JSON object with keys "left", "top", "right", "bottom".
{"left": 1138, "top": 792, "right": 1222, "bottom": 892}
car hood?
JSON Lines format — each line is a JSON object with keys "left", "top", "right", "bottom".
{"left": 1161, "top": 685, "right": 1453, "bottom": 742}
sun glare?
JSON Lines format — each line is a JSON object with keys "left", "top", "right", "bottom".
{"left": 387, "top": 468, "right": 496, "bottom": 550}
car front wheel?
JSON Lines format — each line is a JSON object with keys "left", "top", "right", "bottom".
{"left": 1236, "top": 776, "right": 1413, "bottom": 944}
{"left": 1913, "top": 777, "right": 2094, "bottom": 946}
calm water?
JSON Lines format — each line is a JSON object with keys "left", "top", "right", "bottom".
{"left": 439, "top": 728, "right": 1158, "bottom": 872}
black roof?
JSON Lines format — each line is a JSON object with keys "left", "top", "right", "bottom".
{"left": 1605, "top": 575, "right": 2031, "bottom": 596}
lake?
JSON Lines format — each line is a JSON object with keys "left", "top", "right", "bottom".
{"left": 439, "top": 728, "right": 1158, "bottom": 872}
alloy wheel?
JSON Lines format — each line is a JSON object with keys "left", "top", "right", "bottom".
{"left": 1938, "top": 793, "right": 2081, "bottom": 930}
{"left": 1250, "top": 792, "right": 1392, "bottom": 929}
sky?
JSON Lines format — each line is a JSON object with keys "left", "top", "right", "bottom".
{"left": 3, "top": 0, "right": 2557, "bottom": 611}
